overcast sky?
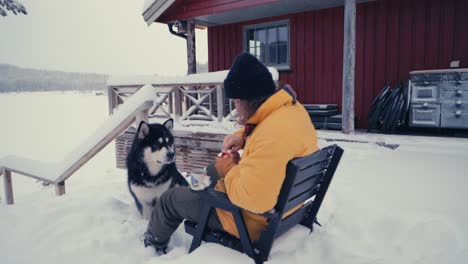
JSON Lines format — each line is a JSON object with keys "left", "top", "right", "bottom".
{"left": 0, "top": 0, "right": 208, "bottom": 76}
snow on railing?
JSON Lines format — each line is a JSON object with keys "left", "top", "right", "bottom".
{"left": 107, "top": 68, "right": 279, "bottom": 124}
{"left": 0, "top": 85, "right": 156, "bottom": 205}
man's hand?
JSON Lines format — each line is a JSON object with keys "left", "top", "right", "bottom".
{"left": 223, "top": 134, "right": 244, "bottom": 153}
{"left": 215, "top": 154, "right": 240, "bottom": 178}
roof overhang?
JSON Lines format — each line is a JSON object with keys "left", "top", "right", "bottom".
{"left": 143, "top": 0, "right": 374, "bottom": 27}
{"left": 143, "top": 0, "right": 176, "bottom": 26}
{"left": 193, "top": 0, "right": 375, "bottom": 27}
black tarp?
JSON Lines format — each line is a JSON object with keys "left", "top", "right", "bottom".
{"left": 368, "top": 82, "right": 410, "bottom": 133}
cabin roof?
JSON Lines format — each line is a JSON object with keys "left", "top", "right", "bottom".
{"left": 142, "top": 0, "right": 374, "bottom": 26}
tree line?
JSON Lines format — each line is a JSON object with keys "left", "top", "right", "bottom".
{"left": 0, "top": 62, "right": 209, "bottom": 93}
{"left": 0, "top": 64, "right": 108, "bottom": 92}
{"left": 0, "top": 0, "right": 27, "bottom": 16}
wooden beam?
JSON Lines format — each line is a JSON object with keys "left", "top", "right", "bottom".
{"left": 3, "top": 166, "right": 55, "bottom": 184}
{"left": 3, "top": 169, "right": 14, "bottom": 204}
{"left": 55, "top": 181, "right": 66, "bottom": 196}
{"left": 342, "top": 0, "right": 356, "bottom": 134}
{"left": 55, "top": 101, "right": 153, "bottom": 183}
{"left": 187, "top": 19, "right": 196, "bottom": 75}
{"left": 216, "top": 85, "right": 224, "bottom": 122}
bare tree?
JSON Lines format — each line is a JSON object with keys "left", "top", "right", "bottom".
{"left": 0, "top": 0, "right": 27, "bottom": 17}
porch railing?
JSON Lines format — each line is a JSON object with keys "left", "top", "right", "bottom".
{"left": 1, "top": 85, "right": 156, "bottom": 204}
{"left": 106, "top": 68, "right": 279, "bottom": 123}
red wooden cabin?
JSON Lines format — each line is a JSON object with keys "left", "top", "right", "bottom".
{"left": 143, "top": 0, "right": 468, "bottom": 128}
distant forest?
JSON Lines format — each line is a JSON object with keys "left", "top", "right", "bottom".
{"left": 0, "top": 64, "right": 108, "bottom": 93}
{"left": 0, "top": 63, "right": 209, "bottom": 93}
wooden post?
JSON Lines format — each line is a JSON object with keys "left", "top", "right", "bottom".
{"left": 107, "top": 86, "right": 118, "bottom": 115}
{"left": 168, "top": 91, "right": 174, "bottom": 117}
{"left": 136, "top": 85, "right": 151, "bottom": 125}
{"left": 187, "top": 19, "right": 196, "bottom": 75}
{"left": 55, "top": 181, "right": 66, "bottom": 196}
{"left": 136, "top": 108, "right": 149, "bottom": 126}
{"left": 342, "top": 0, "right": 356, "bottom": 134}
{"left": 174, "top": 87, "right": 182, "bottom": 121}
{"left": 216, "top": 85, "right": 224, "bottom": 122}
{"left": 3, "top": 169, "right": 14, "bottom": 204}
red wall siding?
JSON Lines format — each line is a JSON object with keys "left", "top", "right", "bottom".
{"left": 208, "top": 0, "right": 468, "bottom": 128}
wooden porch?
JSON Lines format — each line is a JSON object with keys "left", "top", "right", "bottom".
{"left": 107, "top": 68, "right": 278, "bottom": 172}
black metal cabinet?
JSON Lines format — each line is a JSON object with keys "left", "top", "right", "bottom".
{"left": 409, "top": 69, "right": 468, "bottom": 129}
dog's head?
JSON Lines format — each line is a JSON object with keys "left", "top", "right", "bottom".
{"left": 136, "top": 119, "right": 176, "bottom": 174}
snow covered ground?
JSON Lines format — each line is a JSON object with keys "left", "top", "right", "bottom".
{"left": 1, "top": 92, "right": 468, "bottom": 264}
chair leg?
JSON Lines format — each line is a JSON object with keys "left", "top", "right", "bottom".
{"left": 232, "top": 209, "right": 255, "bottom": 259}
{"left": 189, "top": 203, "right": 211, "bottom": 253}
{"left": 256, "top": 217, "right": 280, "bottom": 263}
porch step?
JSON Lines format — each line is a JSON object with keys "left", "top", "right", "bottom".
{"left": 313, "top": 115, "right": 342, "bottom": 130}
{"left": 307, "top": 109, "right": 340, "bottom": 116}
{"left": 313, "top": 120, "right": 342, "bottom": 130}
{"left": 304, "top": 104, "right": 339, "bottom": 117}
{"left": 311, "top": 114, "right": 342, "bottom": 123}
{"left": 303, "top": 104, "right": 341, "bottom": 130}
{"left": 303, "top": 104, "right": 338, "bottom": 111}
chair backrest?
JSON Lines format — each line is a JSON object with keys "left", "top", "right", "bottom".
{"left": 254, "top": 144, "right": 343, "bottom": 260}
{"left": 275, "top": 144, "right": 344, "bottom": 214}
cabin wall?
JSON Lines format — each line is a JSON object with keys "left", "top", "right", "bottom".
{"left": 208, "top": 0, "right": 468, "bottom": 128}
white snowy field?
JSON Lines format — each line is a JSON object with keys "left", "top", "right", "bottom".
{"left": 1, "top": 92, "right": 468, "bottom": 264}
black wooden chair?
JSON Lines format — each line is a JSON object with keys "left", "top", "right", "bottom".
{"left": 184, "top": 144, "right": 344, "bottom": 263}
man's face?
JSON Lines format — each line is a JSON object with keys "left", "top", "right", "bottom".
{"left": 233, "top": 99, "right": 246, "bottom": 113}
{"left": 233, "top": 99, "right": 249, "bottom": 124}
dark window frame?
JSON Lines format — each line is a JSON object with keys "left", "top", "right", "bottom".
{"left": 243, "top": 19, "right": 290, "bottom": 71}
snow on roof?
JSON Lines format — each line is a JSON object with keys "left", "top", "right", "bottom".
{"left": 107, "top": 68, "right": 280, "bottom": 87}
{"left": 142, "top": 0, "right": 176, "bottom": 25}
{"left": 143, "top": 0, "right": 157, "bottom": 13}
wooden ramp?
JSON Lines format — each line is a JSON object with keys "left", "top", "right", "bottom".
{"left": 0, "top": 84, "right": 155, "bottom": 204}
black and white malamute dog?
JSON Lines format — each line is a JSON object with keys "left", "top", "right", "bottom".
{"left": 126, "top": 119, "right": 187, "bottom": 219}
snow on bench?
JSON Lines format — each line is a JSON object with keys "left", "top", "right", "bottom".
{"left": 0, "top": 84, "right": 156, "bottom": 204}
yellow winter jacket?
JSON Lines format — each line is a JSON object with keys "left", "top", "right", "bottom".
{"left": 214, "top": 88, "right": 319, "bottom": 241}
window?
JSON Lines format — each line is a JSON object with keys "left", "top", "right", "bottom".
{"left": 244, "top": 20, "right": 290, "bottom": 70}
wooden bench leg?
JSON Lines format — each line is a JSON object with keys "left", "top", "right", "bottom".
{"left": 55, "top": 181, "right": 66, "bottom": 196}
{"left": 3, "top": 169, "right": 14, "bottom": 205}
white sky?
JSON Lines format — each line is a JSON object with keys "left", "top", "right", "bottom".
{"left": 0, "top": 0, "right": 208, "bottom": 76}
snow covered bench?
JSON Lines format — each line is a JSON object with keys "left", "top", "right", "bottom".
{"left": 0, "top": 84, "right": 156, "bottom": 204}
{"left": 184, "top": 145, "right": 344, "bottom": 264}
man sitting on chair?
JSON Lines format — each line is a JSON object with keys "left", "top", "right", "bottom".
{"left": 143, "top": 52, "right": 319, "bottom": 253}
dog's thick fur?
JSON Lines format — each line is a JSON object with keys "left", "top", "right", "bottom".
{"left": 126, "top": 119, "right": 187, "bottom": 219}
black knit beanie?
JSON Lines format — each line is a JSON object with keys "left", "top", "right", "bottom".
{"left": 224, "top": 52, "right": 276, "bottom": 99}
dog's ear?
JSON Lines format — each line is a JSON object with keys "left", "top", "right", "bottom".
{"left": 163, "top": 118, "right": 174, "bottom": 131}
{"left": 137, "top": 121, "right": 150, "bottom": 140}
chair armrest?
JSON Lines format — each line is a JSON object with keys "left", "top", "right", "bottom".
{"left": 199, "top": 189, "right": 280, "bottom": 220}
{"left": 198, "top": 189, "right": 242, "bottom": 212}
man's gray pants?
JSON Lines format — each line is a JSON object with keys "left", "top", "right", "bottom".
{"left": 146, "top": 164, "right": 224, "bottom": 244}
